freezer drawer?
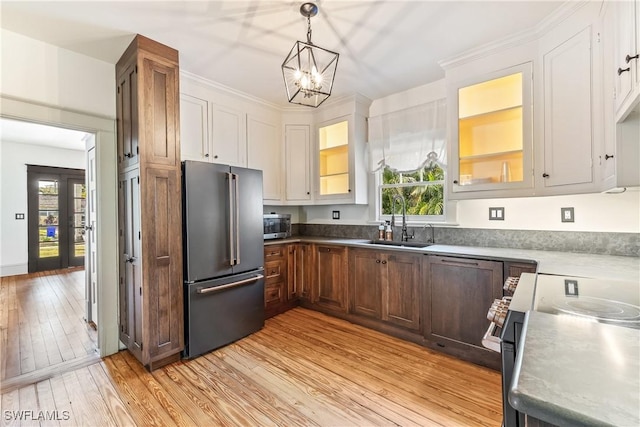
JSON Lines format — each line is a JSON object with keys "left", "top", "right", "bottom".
{"left": 184, "top": 270, "right": 265, "bottom": 358}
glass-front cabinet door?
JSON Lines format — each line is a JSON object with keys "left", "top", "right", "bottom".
{"left": 317, "top": 117, "right": 351, "bottom": 200}
{"left": 450, "top": 62, "right": 533, "bottom": 195}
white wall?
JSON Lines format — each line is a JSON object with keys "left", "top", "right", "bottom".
{"left": 0, "top": 140, "right": 86, "bottom": 275}
{"left": 0, "top": 29, "right": 115, "bottom": 118}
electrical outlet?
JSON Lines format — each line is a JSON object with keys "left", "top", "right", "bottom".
{"left": 332, "top": 210, "right": 340, "bottom": 220}
{"left": 15, "top": 213, "right": 25, "bottom": 220}
{"left": 564, "top": 279, "right": 579, "bottom": 296}
{"left": 561, "top": 207, "right": 574, "bottom": 223}
{"left": 489, "top": 207, "right": 504, "bottom": 221}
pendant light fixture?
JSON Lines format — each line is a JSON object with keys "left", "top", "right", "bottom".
{"left": 281, "top": 2, "right": 339, "bottom": 108}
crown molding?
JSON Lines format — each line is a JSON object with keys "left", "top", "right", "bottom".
{"left": 438, "top": 0, "right": 589, "bottom": 70}
{"left": 180, "top": 69, "right": 283, "bottom": 111}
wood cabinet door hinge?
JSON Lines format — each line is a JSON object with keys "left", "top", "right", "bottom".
{"left": 138, "top": 231, "right": 141, "bottom": 240}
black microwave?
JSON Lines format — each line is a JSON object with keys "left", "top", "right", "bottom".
{"left": 263, "top": 213, "right": 291, "bottom": 240}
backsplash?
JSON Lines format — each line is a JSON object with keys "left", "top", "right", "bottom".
{"left": 298, "top": 224, "right": 639, "bottom": 257}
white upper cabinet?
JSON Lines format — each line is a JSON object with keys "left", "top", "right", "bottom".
{"left": 247, "top": 115, "right": 281, "bottom": 202}
{"left": 613, "top": 0, "right": 640, "bottom": 122}
{"left": 600, "top": 1, "right": 640, "bottom": 192}
{"left": 541, "top": 27, "right": 594, "bottom": 189}
{"left": 312, "top": 95, "right": 370, "bottom": 205}
{"left": 449, "top": 63, "right": 534, "bottom": 196}
{"left": 444, "top": 1, "right": 606, "bottom": 199}
{"left": 284, "top": 124, "right": 312, "bottom": 203}
{"left": 179, "top": 94, "right": 208, "bottom": 161}
{"left": 210, "top": 104, "right": 247, "bottom": 167}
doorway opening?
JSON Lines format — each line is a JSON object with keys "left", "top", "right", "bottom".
{"left": 0, "top": 117, "right": 102, "bottom": 388}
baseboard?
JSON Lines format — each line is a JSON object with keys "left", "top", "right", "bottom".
{"left": 0, "top": 263, "right": 28, "bottom": 277}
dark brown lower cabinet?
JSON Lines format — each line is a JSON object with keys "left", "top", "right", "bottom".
{"left": 289, "top": 243, "right": 313, "bottom": 302}
{"left": 424, "top": 255, "right": 503, "bottom": 369}
{"left": 349, "top": 248, "right": 421, "bottom": 332}
{"left": 313, "top": 245, "right": 348, "bottom": 313}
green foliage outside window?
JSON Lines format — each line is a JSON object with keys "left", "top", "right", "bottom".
{"left": 381, "top": 164, "right": 444, "bottom": 217}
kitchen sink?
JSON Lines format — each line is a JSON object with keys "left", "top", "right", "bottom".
{"left": 366, "top": 239, "right": 433, "bottom": 249}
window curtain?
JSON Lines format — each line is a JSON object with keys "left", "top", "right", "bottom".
{"left": 367, "top": 98, "right": 447, "bottom": 173}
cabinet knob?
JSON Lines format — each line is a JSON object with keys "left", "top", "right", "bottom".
{"left": 205, "top": 153, "right": 209, "bottom": 158}
{"left": 618, "top": 67, "right": 630, "bottom": 75}
{"left": 376, "top": 259, "right": 381, "bottom": 263}
{"left": 605, "top": 154, "right": 614, "bottom": 160}
{"left": 381, "top": 260, "right": 387, "bottom": 264}
{"left": 542, "top": 173, "right": 549, "bottom": 178}
{"left": 306, "top": 191, "right": 310, "bottom": 195}
{"left": 626, "top": 54, "right": 639, "bottom": 63}
{"left": 124, "top": 153, "right": 133, "bottom": 158}
{"left": 453, "top": 180, "right": 459, "bottom": 184}
{"left": 214, "top": 155, "right": 219, "bottom": 159}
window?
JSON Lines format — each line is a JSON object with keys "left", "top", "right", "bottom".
{"left": 379, "top": 164, "right": 444, "bottom": 221}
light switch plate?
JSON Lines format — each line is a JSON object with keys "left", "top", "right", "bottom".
{"left": 561, "top": 207, "right": 574, "bottom": 223}
{"left": 489, "top": 207, "right": 504, "bottom": 221}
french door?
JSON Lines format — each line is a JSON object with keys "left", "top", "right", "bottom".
{"left": 27, "top": 165, "right": 86, "bottom": 272}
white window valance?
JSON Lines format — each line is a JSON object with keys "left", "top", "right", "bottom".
{"left": 367, "top": 98, "right": 447, "bottom": 173}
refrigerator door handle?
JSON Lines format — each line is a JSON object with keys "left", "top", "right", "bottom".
{"left": 233, "top": 173, "right": 241, "bottom": 265}
{"left": 196, "top": 274, "right": 264, "bottom": 294}
{"left": 227, "top": 172, "right": 236, "bottom": 266}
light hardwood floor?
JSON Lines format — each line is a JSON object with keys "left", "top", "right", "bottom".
{"left": 1, "top": 307, "right": 503, "bottom": 426}
{"left": 0, "top": 269, "right": 98, "bottom": 387}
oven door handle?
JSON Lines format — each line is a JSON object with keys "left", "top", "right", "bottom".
{"left": 196, "top": 274, "right": 264, "bottom": 295}
{"left": 482, "top": 322, "right": 502, "bottom": 353}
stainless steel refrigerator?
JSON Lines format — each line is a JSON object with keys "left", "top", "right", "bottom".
{"left": 182, "top": 160, "right": 265, "bottom": 359}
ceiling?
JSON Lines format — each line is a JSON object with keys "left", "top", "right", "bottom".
{"left": 0, "top": 1, "right": 565, "bottom": 107}
{"left": 0, "top": 118, "right": 89, "bottom": 151}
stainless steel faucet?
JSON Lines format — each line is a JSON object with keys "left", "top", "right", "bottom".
{"left": 391, "top": 194, "right": 413, "bottom": 242}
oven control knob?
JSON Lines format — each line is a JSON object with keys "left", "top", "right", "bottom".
{"left": 504, "top": 276, "right": 520, "bottom": 293}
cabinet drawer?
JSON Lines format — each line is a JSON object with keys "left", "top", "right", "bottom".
{"left": 265, "top": 260, "right": 285, "bottom": 284}
{"left": 265, "top": 282, "right": 284, "bottom": 306}
{"left": 264, "top": 245, "right": 286, "bottom": 260}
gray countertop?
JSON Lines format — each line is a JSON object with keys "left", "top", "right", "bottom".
{"left": 509, "top": 310, "right": 640, "bottom": 427}
{"left": 266, "top": 237, "right": 640, "bottom": 282}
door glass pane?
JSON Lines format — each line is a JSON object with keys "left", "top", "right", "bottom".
{"left": 72, "top": 183, "right": 86, "bottom": 258}
{"left": 38, "top": 180, "right": 59, "bottom": 258}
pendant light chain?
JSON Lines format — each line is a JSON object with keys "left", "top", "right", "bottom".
{"left": 306, "top": 16, "right": 313, "bottom": 44}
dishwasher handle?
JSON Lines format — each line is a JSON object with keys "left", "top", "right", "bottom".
{"left": 196, "top": 274, "right": 264, "bottom": 295}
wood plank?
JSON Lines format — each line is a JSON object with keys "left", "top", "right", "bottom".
{"left": 48, "top": 374, "right": 76, "bottom": 427}
{"left": 119, "top": 350, "right": 196, "bottom": 426}
{"left": 70, "top": 367, "right": 119, "bottom": 427}
{"left": 102, "top": 352, "right": 176, "bottom": 426}
{"left": 18, "top": 385, "right": 39, "bottom": 427}
{"left": 35, "top": 380, "right": 61, "bottom": 427}
{"left": 86, "top": 363, "right": 136, "bottom": 427}
{"left": 1, "top": 388, "right": 20, "bottom": 427}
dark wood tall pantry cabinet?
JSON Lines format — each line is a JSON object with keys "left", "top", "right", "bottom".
{"left": 116, "top": 35, "right": 184, "bottom": 370}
